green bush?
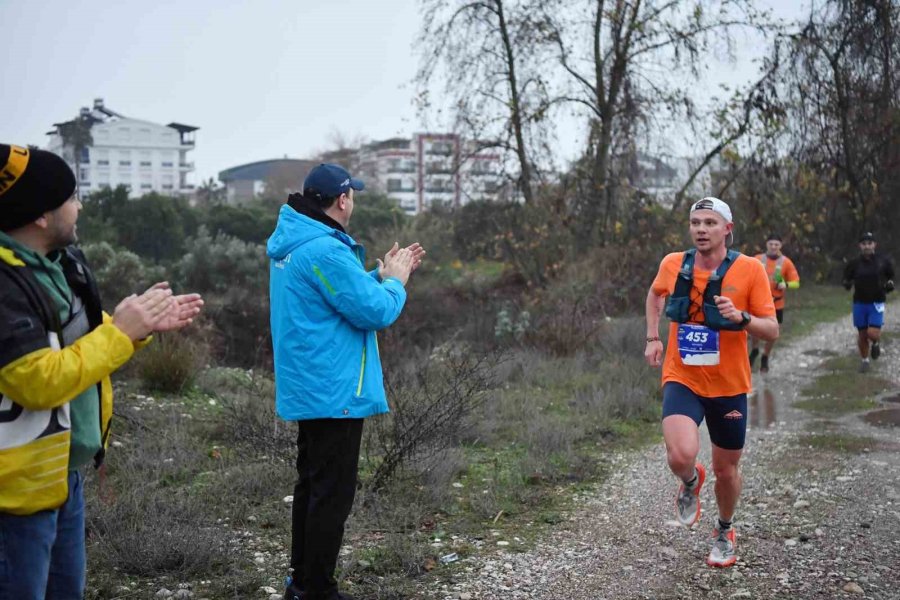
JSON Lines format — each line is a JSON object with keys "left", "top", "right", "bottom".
{"left": 81, "top": 242, "right": 169, "bottom": 312}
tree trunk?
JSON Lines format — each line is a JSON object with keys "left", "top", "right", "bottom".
{"left": 495, "top": 0, "right": 533, "bottom": 204}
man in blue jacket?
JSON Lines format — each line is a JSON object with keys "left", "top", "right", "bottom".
{"left": 268, "top": 163, "right": 423, "bottom": 600}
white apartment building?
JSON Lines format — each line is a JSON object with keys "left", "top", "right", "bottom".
{"left": 358, "top": 133, "right": 503, "bottom": 215}
{"left": 46, "top": 98, "right": 198, "bottom": 198}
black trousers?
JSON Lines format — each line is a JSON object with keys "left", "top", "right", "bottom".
{"left": 291, "top": 418, "right": 364, "bottom": 600}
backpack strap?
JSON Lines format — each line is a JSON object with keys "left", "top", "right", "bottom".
{"left": 672, "top": 249, "right": 696, "bottom": 300}
{"left": 0, "top": 256, "right": 62, "bottom": 338}
{"left": 60, "top": 246, "right": 103, "bottom": 330}
{"left": 704, "top": 250, "right": 740, "bottom": 302}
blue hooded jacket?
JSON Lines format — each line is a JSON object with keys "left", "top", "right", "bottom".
{"left": 267, "top": 205, "right": 407, "bottom": 420}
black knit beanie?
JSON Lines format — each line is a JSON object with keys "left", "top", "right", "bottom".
{"left": 0, "top": 144, "right": 77, "bottom": 232}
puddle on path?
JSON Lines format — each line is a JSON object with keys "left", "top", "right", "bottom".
{"left": 862, "top": 408, "right": 900, "bottom": 428}
{"left": 750, "top": 386, "right": 777, "bottom": 428}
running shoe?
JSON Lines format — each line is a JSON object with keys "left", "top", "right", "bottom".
{"left": 748, "top": 348, "right": 759, "bottom": 369}
{"left": 859, "top": 360, "right": 870, "bottom": 373}
{"left": 760, "top": 354, "right": 769, "bottom": 374}
{"left": 707, "top": 526, "right": 737, "bottom": 568}
{"left": 871, "top": 341, "right": 881, "bottom": 360}
{"left": 675, "top": 463, "right": 706, "bottom": 527}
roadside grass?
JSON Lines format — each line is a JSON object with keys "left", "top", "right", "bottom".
{"left": 797, "top": 430, "right": 879, "bottom": 453}
{"left": 778, "top": 284, "right": 849, "bottom": 341}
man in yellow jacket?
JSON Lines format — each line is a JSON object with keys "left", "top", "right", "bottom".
{"left": 0, "top": 144, "right": 203, "bottom": 599}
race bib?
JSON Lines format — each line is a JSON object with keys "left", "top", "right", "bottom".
{"left": 875, "top": 303, "right": 885, "bottom": 314}
{"left": 677, "top": 324, "right": 720, "bottom": 366}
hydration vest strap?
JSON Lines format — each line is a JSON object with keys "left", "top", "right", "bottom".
{"left": 704, "top": 250, "right": 739, "bottom": 302}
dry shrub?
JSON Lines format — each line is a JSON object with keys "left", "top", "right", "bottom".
{"left": 134, "top": 331, "right": 208, "bottom": 393}
{"left": 362, "top": 349, "right": 500, "bottom": 493}
{"left": 88, "top": 488, "right": 233, "bottom": 577}
{"left": 209, "top": 370, "right": 296, "bottom": 464}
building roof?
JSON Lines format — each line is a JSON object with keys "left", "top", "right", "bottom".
{"left": 166, "top": 122, "right": 200, "bottom": 133}
{"left": 218, "top": 158, "right": 316, "bottom": 182}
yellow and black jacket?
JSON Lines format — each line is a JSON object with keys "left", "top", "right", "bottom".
{"left": 0, "top": 245, "right": 138, "bottom": 515}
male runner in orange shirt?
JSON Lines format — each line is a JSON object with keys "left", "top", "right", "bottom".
{"left": 748, "top": 233, "right": 799, "bottom": 373}
{"left": 645, "top": 197, "right": 778, "bottom": 568}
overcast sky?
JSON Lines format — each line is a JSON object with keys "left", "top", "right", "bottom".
{"left": 1, "top": 0, "right": 811, "bottom": 184}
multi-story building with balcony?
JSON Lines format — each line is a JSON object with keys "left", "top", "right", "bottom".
{"left": 46, "top": 98, "right": 198, "bottom": 198}
{"left": 358, "top": 133, "right": 503, "bottom": 215}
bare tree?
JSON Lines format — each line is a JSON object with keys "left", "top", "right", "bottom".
{"left": 537, "top": 0, "right": 773, "bottom": 241}
{"left": 779, "top": 0, "right": 899, "bottom": 240}
{"left": 416, "top": 0, "right": 554, "bottom": 204}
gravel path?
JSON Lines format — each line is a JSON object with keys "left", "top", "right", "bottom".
{"left": 425, "top": 315, "right": 900, "bottom": 600}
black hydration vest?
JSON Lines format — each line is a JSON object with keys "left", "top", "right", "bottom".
{"left": 664, "top": 249, "right": 742, "bottom": 331}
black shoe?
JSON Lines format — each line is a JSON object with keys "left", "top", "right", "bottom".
{"left": 760, "top": 354, "right": 769, "bottom": 374}
{"left": 749, "top": 348, "right": 759, "bottom": 369}
{"left": 871, "top": 341, "right": 881, "bottom": 360}
{"left": 283, "top": 577, "right": 304, "bottom": 600}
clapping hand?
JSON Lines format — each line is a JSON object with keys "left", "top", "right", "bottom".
{"left": 378, "top": 242, "right": 426, "bottom": 282}
{"left": 145, "top": 282, "right": 204, "bottom": 332}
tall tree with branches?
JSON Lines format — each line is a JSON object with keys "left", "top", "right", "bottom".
{"left": 779, "top": 0, "right": 899, "bottom": 245}
{"left": 416, "top": 0, "right": 553, "bottom": 204}
{"left": 537, "top": 0, "right": 774, "bottom": 242}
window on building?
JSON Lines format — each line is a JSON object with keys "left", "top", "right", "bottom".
{"left": 387, "top": 179, "right": 402, "bottom": 192}
{"left": 161, "top": 161, "right": 174, "bottom": 167}
{"left": 162, "top": 184, "right": 174, "bottom": 190}
{"left": 97, "top": 160, "right": 109, "bottom": 166}
{"left": 119, "top": 161, "right": 131, "bottom": 166}
{"left": 80, "top": 169, "right": 89, "bottom": 182}
{"left": 429, "top": 141, "right": 453, "bottom": 155}
{"left": 140, "top": 161, "right": 152, "bottom": 167}
{"left": 141, "top": 183, "right": 152, "bottom": 190}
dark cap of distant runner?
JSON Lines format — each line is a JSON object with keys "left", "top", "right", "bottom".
{"left": 859, "top": 232, "right": 875, "bottom": 242}
{"left": 0, "top": 144, "right": 77, "bottom": 232}
{"left": 766, "top": 232, "right": 782, "bottom": 242}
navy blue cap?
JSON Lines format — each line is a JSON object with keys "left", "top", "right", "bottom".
{"left": 302, "top": 163, "right": 364, "bottom": 200}
{"left": 859, "top": 231, "right": 875, "bottom": 242}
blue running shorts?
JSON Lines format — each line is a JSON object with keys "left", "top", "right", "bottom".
{"left": 852, "top": 302, "right": 885, "bottom": 330}
{"left": 662, "top": 382, "right": 748, "bottom": 450}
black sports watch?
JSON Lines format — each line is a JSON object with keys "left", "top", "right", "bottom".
{"left": 739, "top": 311, "right": 751, "bottom": 329}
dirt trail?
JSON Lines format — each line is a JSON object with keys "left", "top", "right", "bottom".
{"left": 425, "top": 315, "right": 900, "bottom": 600}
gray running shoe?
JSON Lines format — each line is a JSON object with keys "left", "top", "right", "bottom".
{"left": 675, "top": 464, "right": 705, "bottom": 527}
{"left": 706, "top": 526, "right": 737, "bottom": 567}
{"left": 871, "top": 341, "right": 881, "bottom": 360}
{"left": 859, "top": 360, "right": 870, "bottom": 373}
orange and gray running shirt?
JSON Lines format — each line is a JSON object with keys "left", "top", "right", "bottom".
{"left": 651, "top": 252, "right": 776, "bottom": 397}
{"left": 754, "top": 254, "right": 799, "bottom": 310}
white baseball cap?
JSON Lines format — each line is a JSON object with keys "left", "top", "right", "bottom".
{"left": 690, "top": 196, "right": 735, "bottom": 246}
{"left": 690, "top": 196, "right": 732, "bottom": 223}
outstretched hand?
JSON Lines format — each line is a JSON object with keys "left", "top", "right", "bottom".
{"left": 145, "top": 282, "right": 204, "bottom": 332}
